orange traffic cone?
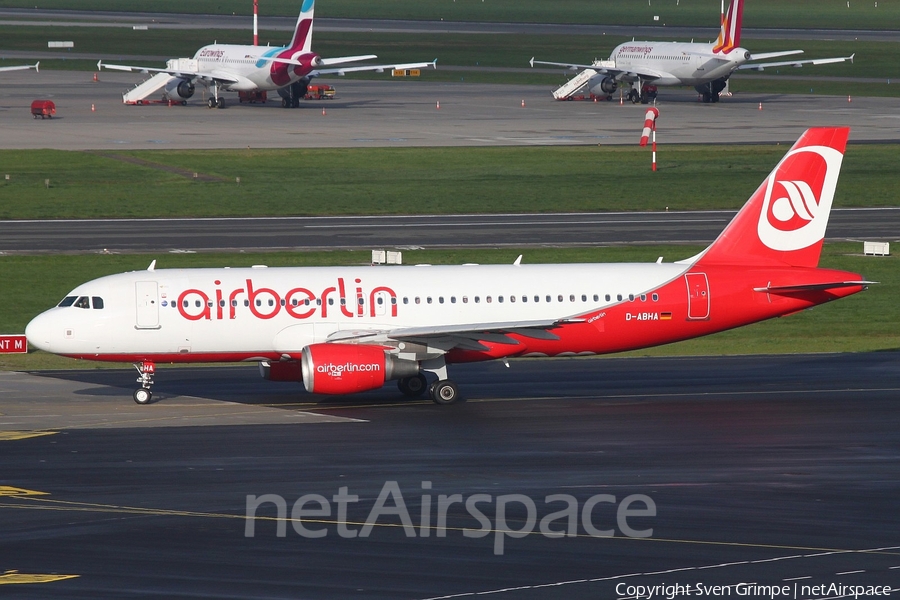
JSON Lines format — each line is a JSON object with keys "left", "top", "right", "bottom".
{"left": 322, "top": 107, "right": 326, "bottom": 116}
{"left": 436, "top": 100, "right": 440, "bottom": 109}
{"left": 92, "top": 72, "right": 98, "bottom": 82}
{"left": 91, "top": 103, "right": 95, "bottom": 112}
{"left": 758, "top": 102, "right": 763, "bottom": 110}
{"left": 521, "top": 99, "right": 525, "bottom": 107}
{"left": 848, "top": 95, "right": 852, "bottom": 103}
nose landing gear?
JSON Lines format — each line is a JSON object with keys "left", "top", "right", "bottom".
{"left": 133, "top": 361, "right": 156, "bottom": 404}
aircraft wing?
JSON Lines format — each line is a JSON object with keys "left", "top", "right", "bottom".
{"left": 739, "top": 53, "right": 854, "bottom": 71}
{"left": 320, "top": 317, "right": 589, "bottom": 354}
{"left": 312, "top": 59, "right": 437, "bottom": 76}
{"left": 529, "top": 57, "right": 664, "bottom": 82}
{"left": 97, "top": 60, "right": 239, "bottom": 84}
{"left": 0, "top": 62, "right": 39, "bottom": 73}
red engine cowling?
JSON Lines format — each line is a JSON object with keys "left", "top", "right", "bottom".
{"left": 300, "top": 344, "right": 418, "bottom": 395}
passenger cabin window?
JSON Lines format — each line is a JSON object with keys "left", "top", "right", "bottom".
{"left": 74, "top": 296, "right": 90, "bottom": 309}
{"left": 58, "top": 296, "right": 77, "bottom": 307}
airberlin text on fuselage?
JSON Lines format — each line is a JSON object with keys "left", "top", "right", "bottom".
{"left": 176, "top": 278, "right": 398, "bottom": 321}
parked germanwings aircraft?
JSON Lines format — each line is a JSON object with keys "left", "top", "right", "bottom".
{"left": 26, "top": 128, "right": 870, "bottom": 405}
{"left": 531, "top": 0, "right": 854, "bottom": 103}
{"left": 97, "top": 0, "right": 434, "bottom": 108}
{"left": 0, "top": 62, "right": 38, "bottom": 73}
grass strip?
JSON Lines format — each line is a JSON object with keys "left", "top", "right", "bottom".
{"left": 0, "top": 144, "right": 897, "bottom": 219}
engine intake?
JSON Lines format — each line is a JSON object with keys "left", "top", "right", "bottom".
{"left": 165, "top": 78, "right": 195, "bottom": 100}
{"left": 590, "top": 76, "right": 618, "bottom": 96}
{"left": 300, "top": 344, "right": 419, "bottom": 395}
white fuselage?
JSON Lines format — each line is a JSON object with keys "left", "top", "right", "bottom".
{"left": 187, "top": 43, "right": 309, "bottom": 91}
{"left": 26, "top": 262, "right": 688, "bottom": 361}
{"left": 610, "top": 42, "right": 750, "bottom": 86}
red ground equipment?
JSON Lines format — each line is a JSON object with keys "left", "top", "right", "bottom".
{"left": 238, "top": 90, "right": 267, "bottom": 103}
{"left": 31, "top": 100, "right": 56, "bottom": 119}
{"left": 305, "top": 84, "right": 336, "bottom": 100}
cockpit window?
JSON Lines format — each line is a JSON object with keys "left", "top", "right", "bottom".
{"left": 74, "top": 296, "right": 90, "bottom": 309}
{"left": 58, "top": 296, "right": 77, "bottom": 307}
{"left": 92, "top": 297, "right": 104, "bottom": 309}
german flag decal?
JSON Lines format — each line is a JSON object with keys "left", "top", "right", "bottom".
{"left": 660, "top": 312, "right": 673, "bottom": 320}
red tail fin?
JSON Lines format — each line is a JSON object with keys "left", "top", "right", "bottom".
{"left": 695, "top": 127, "right": 849, "bottom": 268}
{"left": 713, "top": 0, "right": 743, "bottom": 54}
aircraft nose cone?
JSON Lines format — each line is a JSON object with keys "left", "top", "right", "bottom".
{"left": 25, "top": 311, "right": 53, "bottom": 352}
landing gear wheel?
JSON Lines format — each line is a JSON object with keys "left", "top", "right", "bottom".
{"left": 133, "top": 388, "right": 152, "bottom": 404}
{"left": 429, "top": 380, "right": 460, "bottom": 405}
{"left": 207, "top": 98, "right": 217, "bottom": 109}
{"left": 629, "top": 90, "right": 640, "bottom": 104}
{"left": 216, "top": 98, "right": 225, "bottom": 109}
{"left": 398, "top": 374, "right": 428, "bottom": 398}
{"left": 282, "top": 98, "right": 291, "bottom": 108}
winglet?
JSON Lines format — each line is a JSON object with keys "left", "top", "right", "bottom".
{"left": 529, "top": 57, "right": 535, "bottom": 68}
{"left": 97, "top": 60, "right": 103, "bottom": 70}
{"left": 34, "top": 61, "right": 39, "bottom": 73}
{"left": 850, "top": 53, "right": 855, "bottom": 64}
{"left": 513, "top": 255, "right": 523, "bottom": 266}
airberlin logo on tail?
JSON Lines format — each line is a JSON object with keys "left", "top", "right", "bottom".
{"left": 757, "top": 145, "right": 843, "bottom": 252}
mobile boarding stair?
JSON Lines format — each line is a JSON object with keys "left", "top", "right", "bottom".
{"left": 122, "top": 58, "right": 198, "bottom": 105}
{"left": 123, "top": 73, "right": 174, "bottom": 104}
{"left": 552, "top": 68, "right": 598, "bottom": 100}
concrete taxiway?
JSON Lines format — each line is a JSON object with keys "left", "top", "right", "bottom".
{"left": 0, "top": 353, "right": 898, "bottom": 598}
{"left": 2, "top": 208, "right": 900, "bottom": 254}
{"left": 1, "top": 70, "right": 898, "bottom": 150}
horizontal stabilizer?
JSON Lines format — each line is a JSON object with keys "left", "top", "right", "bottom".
{"left": 754, "top": 281, "right": 875, "bottom": 294}
{"left": 749, "top": 50, "right": 803, "bottom": 61}
{"left": 739, "top": 54, "right": 854, "bottom": 71}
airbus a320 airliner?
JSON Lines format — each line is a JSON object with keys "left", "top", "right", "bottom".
{"left": 98, "top": 0, "right": 434, "bottom": 108}
{"left": 532, "top": 0, "right": 854, "bottom": 103}
{"left": 26, "top": 128, "right": 870, "bottom": 405}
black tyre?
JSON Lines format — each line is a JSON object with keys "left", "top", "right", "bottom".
{"left": 133, "top": 388, "right": 152, "bottom": 405}
{"left": 398, "top": 374, "right": 428, "bottom": 398}
{"left": 430, "top": 380, "right": 460, "bottom": 405}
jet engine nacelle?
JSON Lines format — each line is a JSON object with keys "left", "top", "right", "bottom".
{"left": 589, "top": 76, "right": 618, "bottom": 97}
{"left": 300, "top": 343, "right": 419, "bottom": 395}
{"left": 165, "top": 78, "right": 195, "bottom": 100}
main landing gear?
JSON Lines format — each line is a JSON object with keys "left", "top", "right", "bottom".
{"left": 417, "top": 356, "right": 462, "bottom": 405}
{"left": 133, "top": 361, "right": 155, "bottom": 404}
{"left": 207, "top": 82, "right": 225, "bottom": 109}
{"left": 398, "top": 373, "right": 428, "bottom": 397}
{"left": 397, "top": 371, "right": 460, "bottom": 405}
{"left": 429, "top": 380, "right": 460, "bottom": 405}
